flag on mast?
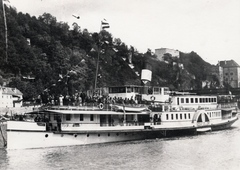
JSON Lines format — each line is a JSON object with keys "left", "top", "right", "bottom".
{"left": 101, "top": 19, "right": 110, "bottom": 29}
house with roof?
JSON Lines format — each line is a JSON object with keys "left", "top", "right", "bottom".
{"left": 0, "top": 87, "right": 23, "bottom": 108}
{"left": 218, "top": 60, "right": 240, "bottom": 88}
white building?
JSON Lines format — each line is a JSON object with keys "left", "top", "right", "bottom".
{"left": 219, "top": 60, "right": 240, "bottom": 88}
{"left": 0, "top": 87, "right": 23, "bottom": 108}
{"left": 155, "top": 48, "right": 180, "bottom": 61}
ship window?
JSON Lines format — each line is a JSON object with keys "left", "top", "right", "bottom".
{"left": 80, "top": 114, "right": 84, "bottom": 121}
{"left": 164, "top": 87, "right": 169, "bottom": 95}
{"left": 200, "top": 98, "right": 203, "bottom": 103}
{"left": 90, "top": 114, "right": 94, "bottom": 121}
{"left": 134, "top": 87, "right": 140, "bottom": 93}
{"left": 190, "top": 98, "right": 194, "bottom": 103}
{"left": 176, "top": 114, "right": 178, "bottom": 120}
{"left": 184, "top": 113, "right": 187, "bottom": 119}
{"left": 195, "top": 98, "right": 198, "bottom": 103}
{"left": 188, "top": 113, "right": 191, "bottom": 119}
{"left": 186, "top": 98, "right": 189, "bottom": 103}
{"left": 180, "top": 114, "right": 182, "bottom": 119}
{"left": 171, "top": 114, "right": 174, "bottom": 120}
{"left": 203, "top": 98, "right": 206, "bottom": 102}
{"left": 181, "top": 98, "right": 184, "bottom": 103}
{"left": 166, "top": 114, "right": 169, "bottom": 120}
{"left": 127, "top": 87, "right": 132, "bottom": 93}
{"left": 153, "top": 87, "right": 160, "bottom": 94}
{"left": 66, "top": 114, "right": 71, "bottom": 121}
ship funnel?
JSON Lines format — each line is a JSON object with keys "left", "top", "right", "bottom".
{"left": 141, "top": 61, "right": 152, "bottom": 84}
{"left": 141, "top": 69, "right": 152, "bottom": 84}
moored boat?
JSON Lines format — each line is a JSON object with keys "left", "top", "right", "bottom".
{"left": 6, "top": 104, "right": 155, "bottom": 149}
{"left": 5, "top": 91, "right": 239, "bottom": 150}
{"left": 148, "top": 93, "right": 238, "bottom": 134}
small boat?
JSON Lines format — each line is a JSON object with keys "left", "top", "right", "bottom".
{"left": 112, "top": 104, "right": 150, "bottom": 113}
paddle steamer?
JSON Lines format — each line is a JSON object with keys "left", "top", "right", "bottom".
{"left": 5, "top": 87, "right": 238, "bottom": 149}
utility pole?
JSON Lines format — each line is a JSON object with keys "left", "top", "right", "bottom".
{"left": 2, "top": 0, "right": 8, "bottom": 63}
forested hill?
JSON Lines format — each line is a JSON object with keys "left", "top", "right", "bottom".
{"left": 0, "top": 5, "right": 216, "bottom": 101}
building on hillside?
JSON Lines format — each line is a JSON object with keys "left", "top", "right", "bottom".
{"left": 211, "top": 64, "right": 224, "bottom": 88}
{"left": 0, "top": 87, "right": 23, "bottom": 108}
{"left": 155, "top": 48, "right": 180, "bottom": 61}
{"left": 218, "top": 60, "right": 240, "bottom": 88}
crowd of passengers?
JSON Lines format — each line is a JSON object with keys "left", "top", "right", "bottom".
{"left": 36, "top": 91, "right": 144, "bottom": 107}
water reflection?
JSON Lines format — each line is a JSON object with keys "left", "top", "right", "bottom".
{"left": 1, "top": 121, "right": 240, "bottom": 170}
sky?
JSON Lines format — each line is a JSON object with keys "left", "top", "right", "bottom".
{"left": 6, "top": 0, "right": 240, "bottom": 65}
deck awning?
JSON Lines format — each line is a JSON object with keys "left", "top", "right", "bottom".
{"left": 45, "top": 109, "right": 150, "bottom": 115}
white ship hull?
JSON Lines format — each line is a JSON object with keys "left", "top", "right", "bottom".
{"left": 6, "top": 116, "right": 238, "bottom": 150}
{"left": 7, "top": 130, "right": 148, "bottom": 150}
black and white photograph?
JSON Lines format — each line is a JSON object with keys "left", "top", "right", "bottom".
{"left": 0, "top": 0, "right": 240, "bottom": 169}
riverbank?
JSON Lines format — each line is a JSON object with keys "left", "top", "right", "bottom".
{"left": 0, "top": 106, "right": 36, "bottom": 116}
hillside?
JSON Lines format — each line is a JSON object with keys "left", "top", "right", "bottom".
{"left": 0, "top": 5, "right": 216, "bottom": 101}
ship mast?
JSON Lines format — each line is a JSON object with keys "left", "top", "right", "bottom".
{"left": 93, "top": 19, "right": 110, "bottom": 95}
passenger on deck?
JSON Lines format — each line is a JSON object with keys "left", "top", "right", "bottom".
{"left": 44, "top": 116, "right": 50, "bottom": 131}
{"left": 34, "top": 115, "right": 41, "bottom": 122}
{"left": 19, "top": 115, "right": 24, "bottom": 121}
{"left": 56, "top": 115, "right": 62, "bottom": 131}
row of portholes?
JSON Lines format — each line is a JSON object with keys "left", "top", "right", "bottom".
{"left": 45, "top": 133, "right": 135, "bottom": 138}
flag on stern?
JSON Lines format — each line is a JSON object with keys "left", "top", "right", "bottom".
{"left": 101, "top": 19, "right": 110, "bottom": 29}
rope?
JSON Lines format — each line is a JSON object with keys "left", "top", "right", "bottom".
{"left": 0, "top": 121, "right": 7, "bottom": 147}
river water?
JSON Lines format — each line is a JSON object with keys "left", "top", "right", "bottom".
{"left": 0, "top": 119, "right": 240, "bottom": 170}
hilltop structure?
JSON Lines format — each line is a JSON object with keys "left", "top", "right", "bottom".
{"left": 155, "top": 48, "right": 180, "bottom": 61}
{"left": 0, "top": 87, "right": 23, "bottom": 108}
